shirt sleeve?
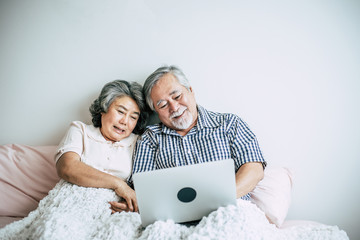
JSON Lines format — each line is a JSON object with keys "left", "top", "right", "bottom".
{"left": 54, "top": 121, "right": 85, "bottom": 163}
{"left": 128, "top": 130, "right": 157, "bottom": 185}
{"left": 227, "top": 115, "right": 266, "bottom": 171}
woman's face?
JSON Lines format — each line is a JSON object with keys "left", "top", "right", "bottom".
{"left": 100, "top": 96, "right": 140, "bottom": 142}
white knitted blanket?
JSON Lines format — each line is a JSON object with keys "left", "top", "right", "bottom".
{"left": 0, "top": 180, "right": 348, "bottom": 240}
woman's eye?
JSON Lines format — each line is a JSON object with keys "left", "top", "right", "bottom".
{"left": 118, "top": 110, "right": 124, "bottom": 114}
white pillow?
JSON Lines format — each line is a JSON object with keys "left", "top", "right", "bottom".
{"left": 249, "top": 167, "right": 293, "bottom": 227}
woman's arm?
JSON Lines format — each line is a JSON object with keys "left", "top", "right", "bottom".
{"left": 56, "top": 151, "right": 138, "bottom": 212}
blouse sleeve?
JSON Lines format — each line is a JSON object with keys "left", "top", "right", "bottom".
{"left": 54, "top": 121, "right": 85, "bottom": 163}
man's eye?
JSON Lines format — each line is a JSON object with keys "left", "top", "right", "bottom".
{"left": 118, "top": 110, "right": 124, "bottom": 114}
{"left": 174, "top": 94, "right": 181, "bottom": 100}
{"left": 159, "top": 103, "right": 167, "bottom": 109}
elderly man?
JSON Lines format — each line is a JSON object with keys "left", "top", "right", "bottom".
{"left": 137, "top": 65, "right": 265, "bottom": 195}
{"left": 110, "top": 65, "right": 266, "bottom": 212}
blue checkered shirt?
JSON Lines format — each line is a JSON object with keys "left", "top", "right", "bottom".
{"left": 131, "top": 105, "right": 266, "bottom": 200}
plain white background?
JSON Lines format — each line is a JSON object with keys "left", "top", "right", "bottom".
{"left": 0, "top": 0, "right": 359, "bottom": 239}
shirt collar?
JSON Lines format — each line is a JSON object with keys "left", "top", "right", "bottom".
{"left": 86, "top": 124, "right": 138, "bottom": 147}
{"left": 196, "top": 105, "right": 221, "bottom": 129}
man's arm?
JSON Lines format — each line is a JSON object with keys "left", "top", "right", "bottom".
{"left": 235, "top": 162, "right": 264, "bottom": 199}
{"left": 227, "top": 115, "right": 266, "bottom": 198}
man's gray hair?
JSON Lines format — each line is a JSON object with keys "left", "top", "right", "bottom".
{"left": 143, "top": 65, "right": 191, "bottom": 111}
{"left": 89, "top": 80, "right": 148, "bottom": 134}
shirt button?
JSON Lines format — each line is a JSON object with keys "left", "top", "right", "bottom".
{"left": 187, "top": 150, "right": 191, "bottom": 154}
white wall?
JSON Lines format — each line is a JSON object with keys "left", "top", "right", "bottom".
{"left": 1, "top": 0, "right": 359, "bottom": 238}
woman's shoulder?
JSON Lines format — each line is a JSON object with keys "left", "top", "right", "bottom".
{"left": 67, "top": 121, "right": 100, "bottom": 138}
{"left": 119, "top": 133, "right": 139, "bottom": 147}
{"left": 70, "top": 120, "right": 87, "bottom": 128}
{"left": 67, "top": 121, "right": 92, "bottom": 132}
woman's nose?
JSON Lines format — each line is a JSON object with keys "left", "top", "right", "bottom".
{"left": 119, "top": 115, "right": 129, "bottom": 125}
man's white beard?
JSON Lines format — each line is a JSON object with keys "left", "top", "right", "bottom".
{"left": 170, "top": 106, "right": 193, "bottom": 130}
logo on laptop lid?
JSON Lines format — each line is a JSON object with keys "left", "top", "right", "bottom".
{"left": 177, "top": 187, "right": 197, "bottom": 203}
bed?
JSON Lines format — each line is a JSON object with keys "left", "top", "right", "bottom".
{"left": 0, "top": 144, "right": 349, "bottom": 239}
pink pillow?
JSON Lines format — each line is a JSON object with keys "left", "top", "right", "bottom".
{"left": 250, "top": 167, "right": 293, "bottom": 227}
{"left": 0, "top": 144, "right": 60, "bottom": 218}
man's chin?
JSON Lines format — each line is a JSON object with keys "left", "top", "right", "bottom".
{"left": 171, "top": 118, "right": 192, "bottom": 130}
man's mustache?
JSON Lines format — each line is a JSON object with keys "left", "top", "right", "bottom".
{"left": 170, "top": 106, "right": 187, "bottom": 119}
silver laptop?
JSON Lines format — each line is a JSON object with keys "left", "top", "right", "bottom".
{"left": 132, "top": 159, "right": 237, "bottom": 227}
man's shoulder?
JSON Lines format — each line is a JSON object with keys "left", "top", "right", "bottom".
{"left": 145, "top": 123, "right": 162, "bottom": 132}
{"left": 202, "top": 107, "right": 240, "bottom": 126}
{"left": 138, "top": 123, "right": 162, "bottom": 142}
{"left": 207, "top": 110, "right": 238, "bottom": 119}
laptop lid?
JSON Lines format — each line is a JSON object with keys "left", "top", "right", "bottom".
{"left": 132, "top": 159, "right": 237, "bottom": 227}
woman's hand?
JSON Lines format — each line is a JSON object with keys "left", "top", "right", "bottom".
{"left": 109, "top": 180, "right": 138, "bottom": 213}
{"left": 57, "top": 153, "right": 138, "bottom": 213}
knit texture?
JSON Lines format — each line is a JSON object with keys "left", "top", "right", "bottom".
{"left": 0, "top": 180, "right": 348, "bottom": 240}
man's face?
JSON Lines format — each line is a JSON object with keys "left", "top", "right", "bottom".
{"left": 150, "top": 73, "right": 198, "bottom": 135}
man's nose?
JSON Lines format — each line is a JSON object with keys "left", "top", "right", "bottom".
{"left": 168, "top": 100, "right": 179, "bottom": 112}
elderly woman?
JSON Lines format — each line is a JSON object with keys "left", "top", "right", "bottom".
{"left": 55, "top": 80, "right": 148, "bottom": 212}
